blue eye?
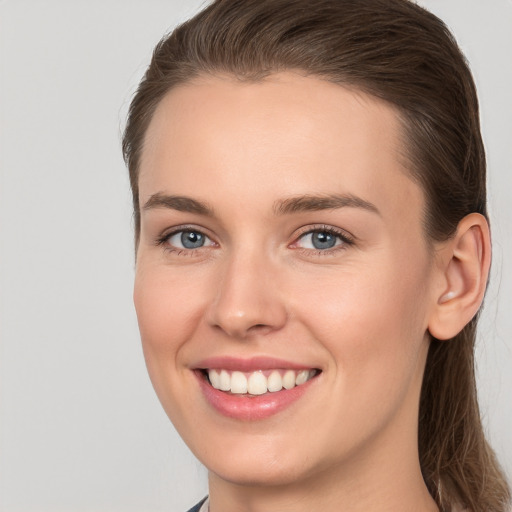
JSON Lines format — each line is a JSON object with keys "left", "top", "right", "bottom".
{"left": 165, "top": 230, "right": 213, "bottom": 250}
{"left": 309, "top": 231, "right": 338, "bottom": 249}
{"left": 295, "top": 228, "right": 351, "bottom": 251}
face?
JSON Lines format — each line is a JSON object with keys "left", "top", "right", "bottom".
{"left": 135, "top": 73, "right": 436, "bottom": 488}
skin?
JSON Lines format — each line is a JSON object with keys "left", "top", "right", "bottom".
{"left": 133, "top": 72, "right": 486, "bottom": 512}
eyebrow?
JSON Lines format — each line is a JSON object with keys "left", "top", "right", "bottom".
{"left": 143, "top": 193, "right": 214, "bottom": 216}
{"left": 142, "top": 192, "right": 380, "bottom": 217}
{"left": 273, "top": 194, "right": 381, "bottom": 216}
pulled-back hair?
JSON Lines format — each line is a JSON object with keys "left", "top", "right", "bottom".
{"left": 122, "top": 1, "right": 510, "bottom": 510}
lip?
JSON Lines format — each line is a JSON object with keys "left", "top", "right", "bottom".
{"left": 194, "top": 355, "right": 314, "bottom": 372}
{"left": 193, "top": 356, "right": 321, "bottom": 421}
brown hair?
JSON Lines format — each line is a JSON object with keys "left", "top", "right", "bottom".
{"left": 122, "top": 1, "right": 511, "bottom": 510}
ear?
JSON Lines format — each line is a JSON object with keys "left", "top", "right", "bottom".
{"left": 428, "top": 213, "right": 491, "bottom": 340}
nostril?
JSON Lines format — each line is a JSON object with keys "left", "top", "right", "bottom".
{"left": 247, "top": 323, "right": 274, "bottom": 335}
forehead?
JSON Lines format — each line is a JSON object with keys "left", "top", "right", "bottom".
{"left": 139, "top": 72, "right": 423, "bottom": 221}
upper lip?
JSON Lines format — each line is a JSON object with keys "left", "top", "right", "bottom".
{"left": 193, "top": 356, "right": 318, "bottom": 372}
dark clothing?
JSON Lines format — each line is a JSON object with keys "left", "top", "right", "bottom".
{"left": 186, "top": 497, "right": 208, "bottom": 512}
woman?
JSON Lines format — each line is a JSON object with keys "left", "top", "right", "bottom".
{"left": 122, "top": 0, "right": 511, "bottom": 510}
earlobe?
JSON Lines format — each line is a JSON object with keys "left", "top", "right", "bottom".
{"left": 428, "top": 213, "right": 491, "bottom": 340}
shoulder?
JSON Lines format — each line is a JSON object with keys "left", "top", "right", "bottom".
{"left": 186, "top": 496, "right": 208, "bottom": 512}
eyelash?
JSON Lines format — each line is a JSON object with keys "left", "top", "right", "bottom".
{"left": 155, "top": 224, "right": 355, "bottom": 256}
{"left": 155, "top": 225, "right": 215, "bottom": 256}
{"left": 292, "top": 224, "right": 355, "bottom": 256}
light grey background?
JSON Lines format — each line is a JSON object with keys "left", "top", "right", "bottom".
{"left": 0, "top": 1, "right": 510, "bottom": 511}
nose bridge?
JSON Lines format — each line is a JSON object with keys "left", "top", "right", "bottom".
{"left": 207, "top": 243, "right": 287, "bottom": 339}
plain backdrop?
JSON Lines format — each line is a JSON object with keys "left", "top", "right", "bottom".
{"left": 0, "top": 1, "right": 510, "bottom": 511}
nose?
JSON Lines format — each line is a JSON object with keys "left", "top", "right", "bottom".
{"left": 206, "top": 249, "right": 288, "bottom": 340}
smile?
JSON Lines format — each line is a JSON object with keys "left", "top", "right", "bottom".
{"left": 194, "top": 357, "right": 322, "bottom": 420}
{"left": 206, "top": 368, "right": 318, "bottom": 395}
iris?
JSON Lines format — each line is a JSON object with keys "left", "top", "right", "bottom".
{"left": 181, "top": 231, "right": 205, "bottom": 249}
{"left": 311, "top": 231, "right": 337, "bottom": 250}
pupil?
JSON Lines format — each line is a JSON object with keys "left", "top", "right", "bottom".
{"left": 181, "top": 231, "right": 204, "bottom": 249}
{"left": 312, "top": 231, "right": 336, "bottom": 250}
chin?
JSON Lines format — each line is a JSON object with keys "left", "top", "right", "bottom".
{"left": 206, "top": 455, "right": 316, "bottom": 488}
{"left": 188, "top": 423, "right": 345, "bottom": 490}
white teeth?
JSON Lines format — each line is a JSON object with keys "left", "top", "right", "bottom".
{"left": 209, "top": 369, "right": 220, "bottom": 389}
{"left": 230, "top": 371, "right": 248, "bottom": 394}
{"left": 295, "top": 369, "right": 309, "bottom": 385}
{"left": 282, "top": 370, "right": 296, "bottom": 390}
{"left": 267, "top": 370, "right": 283, "bottom": 392}
{"left": 219, "top": 370, "right": 230, "bottom": 391}
{"left": 247, "top": 372, "right": 267, "bottom": 395}
{"left": 206, "top": 368, "right": 317, "bottom": 395}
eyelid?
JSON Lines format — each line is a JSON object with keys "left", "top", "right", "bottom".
{"left": 290, "top": 224, "right": 355, "bottom": 252}
{"left": 156, "top": 225, "right": 217, "bottom": 252}
{"left": 154, "top": 223, "right": 354, "bottom": 255}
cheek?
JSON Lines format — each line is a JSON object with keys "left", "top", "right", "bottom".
{"left": 133, "top": 264, "right": 209, "bottom": 369}
{"left": 298, "top": 257, "right": 427, "bottom": 334}
{"left": 133, "top": 264, "right": 215, "bottom": 433}
{"left": 292, "top": 253, "right": 431, "bottom": 399}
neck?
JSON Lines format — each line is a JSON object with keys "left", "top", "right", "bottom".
{"left": 207, "top": 381, "right": 439, "bottom": 512}
{"left": 207, "top": 438, "right": 438, "bottom": 512}
{"left": 209, "top": 452, "right": 438, "bottom": 512}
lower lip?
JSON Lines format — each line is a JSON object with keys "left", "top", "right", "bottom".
{"left": 195, "top": 371, "right": 317, "bottom": 421}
